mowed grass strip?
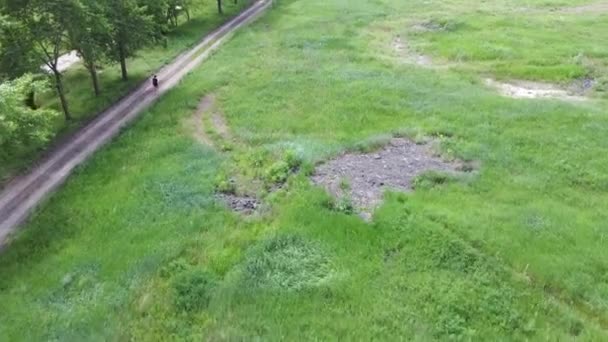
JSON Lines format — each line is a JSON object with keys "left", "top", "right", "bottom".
{"left": 1, "top": 0, "right": 608, "bottom": 340}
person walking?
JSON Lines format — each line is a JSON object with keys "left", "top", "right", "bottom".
{"left": 152, "top": 75, "right": 159, "bottom": 89}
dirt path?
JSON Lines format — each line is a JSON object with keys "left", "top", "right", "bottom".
{"left": 188, "top": 95, "right": 216, "bottom": 146}
{"left": 0, "top": 0, "right": 272, "bottom": 247}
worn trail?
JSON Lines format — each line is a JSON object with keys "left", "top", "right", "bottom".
{"left": 0, "top": 0, "right": 272, "bottom": 246}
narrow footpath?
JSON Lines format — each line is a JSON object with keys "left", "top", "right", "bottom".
{"left": 0, "top": 0, "right": 272, "bottom": 246}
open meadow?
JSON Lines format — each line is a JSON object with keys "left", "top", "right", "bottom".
{"left": 1, "top": 0, "right": 607, "bottom": 339}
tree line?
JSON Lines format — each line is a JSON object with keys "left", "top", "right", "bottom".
{"left": 0, "top": 0, "right": 234, "bottom": 159}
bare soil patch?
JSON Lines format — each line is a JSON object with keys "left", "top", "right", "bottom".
{"left": 312, "top": 138, "right": 462, "bottom": 219}
{"left": 484, "top": 78, "right": 588, "bottom": 101}
{"left": 392, "top": 36, "right": 433, "bottom": 67}
{"left": 185, "top": 94, "right": 235, "bottom": 146}
{"left": 558, "top": 2, "right": 608, "bottom": 14}
{"left": 211, "top": 110, "right": 232, "bottom": 140}
{"left": 216, "top": 193, "right": 260, "bottom": 214}
{"left": 186, "top": 95, "right": 215, "bottom": 146}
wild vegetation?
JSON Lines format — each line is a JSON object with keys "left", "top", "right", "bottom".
{"left": 1, "top": 0, "right": 608, "bottom": 340}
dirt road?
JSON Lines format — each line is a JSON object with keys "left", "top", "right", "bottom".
{"left": 0, "top": 0, "right": 272, "bottom": 246}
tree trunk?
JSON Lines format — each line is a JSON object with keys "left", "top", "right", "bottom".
{"left": 88, "top": 64, "right": 100, "bottom": 96}
{"left": 217, "top": 0, "right": 223, "bottom": 14}
{"left": 53, "top": 71, "right": 71, "bottom": 120}
{"left": 119, "top": 43, "right": 128, "bottom": 81}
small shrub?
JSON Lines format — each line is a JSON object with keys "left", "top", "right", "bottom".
{"left": 214, "top": 172, "right": 236, "bottom": 194}
{"left": 265, "top": 160, "right": 291, "bottom": 184}
{"left": 335, "top": 197, "right": 354, "bottom": 214}
{"left": 262, "top": 149, "right": 303, "bottom": 186}
{"left": 172, "top": 269, "right": 217, "bottom": 312}
{"left": 284, "top": 149, "right": 302, "bottom": 170}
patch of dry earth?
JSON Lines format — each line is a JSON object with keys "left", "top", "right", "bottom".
{"left": 312, "top": 138, "right": 461, "bottom": 219}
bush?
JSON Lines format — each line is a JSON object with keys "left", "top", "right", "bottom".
{"left": 0, "top": 74, "right": 58, "bottom": 158}
{"left": 214, "top": 172, "right": 236, "bottom": 194}
{"left": 172, "top": 269, "right": 217, "bottom": 312}
{"left": 335, "top": 196, "right": 354, "bottom": 214}
{"left": 265, "top": 160, "right": 290, "bottom": 184}
{"left": 284, "top": 149, "right": 302, "bottom": 170}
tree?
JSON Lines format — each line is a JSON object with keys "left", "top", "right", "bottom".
{"left": 66, "top": 0, "right": 110, "bottom": 96}
{"left": 5, "top": 0, "right": 79, "bottom": 120}
{"left": 166, "top": 0, "right": 191, "bottom": 27}
{"left": 142, "top": 0, "right": 169, "bottom": 36}
{"left": 104, "top": 0, "right": 154, "bottom": 81}
{"left": 0, "top": 15, "right": 41, "bottom": 109}
{"left": 0, "top": 74, "right": 59, "bottom": 158}
{"left": 0, "top": 16, "right": 39, "bottom": 81}
{"left": 217, "top": 0, "right": 223, "bottom": 14}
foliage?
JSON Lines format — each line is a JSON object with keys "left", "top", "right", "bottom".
{"left": 66, "top": 0, "right": 111, "bottom": 96}
{"left": 0, "top": 75, "right": 58, "bottom": 157}
{"left": 172, "top": 269, "right": 217, "bottom": 312}
{"left": 264, "top": 149, "right": 302, "bottom": 185}
{"left": 0, "top": 16, "right": 38, "bottom": 80}
{"left": 5, "top": 0, "right": 82, "bottom": 120}
{"left": 103, "top": 0, "right": 155, "bottom": 81}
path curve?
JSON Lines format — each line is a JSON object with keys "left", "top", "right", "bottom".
{"left": 0, "top": 0, "right": 272, "bottom": 247}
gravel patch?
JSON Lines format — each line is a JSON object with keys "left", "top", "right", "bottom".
{"left": 217, "top": 193, "right": 260, "bottom": 214}
{"left": 312, "top": 138, "right": 461, "bottom": 218}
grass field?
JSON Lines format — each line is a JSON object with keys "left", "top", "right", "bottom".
{"left": 0, "top": 0, "right": 248, "bottom": 185}
{"left": 1, "top": 0, "right": 608, "bottom": 340}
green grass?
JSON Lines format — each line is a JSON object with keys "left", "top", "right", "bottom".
{"left": 1, "top": 0, "right": 608, "bottom": 340}
{"left": 0, "top": 0, "right": 249, "bottom": 186}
